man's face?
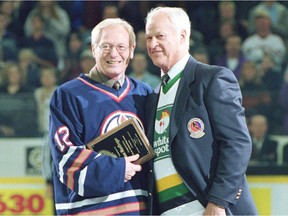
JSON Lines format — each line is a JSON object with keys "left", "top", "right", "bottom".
{"left": 131, "top": 53, "right": 147, "bottom": 74}
{"left": 145, "top": 12, "right": 185, "bottom": 73}
{"left": 226, "top": 36, "right": 241, "bottom": 55}
{"left": 250, "top": 117, "right": 267, "bottom": 139}
{"left": 92, "top": 25, "right": 134, "bottom": 79}
{"left": 256, "top": 16, "right": 271, "bottom": 35}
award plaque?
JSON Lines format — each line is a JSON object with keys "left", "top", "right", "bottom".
{"left": 86, "top": 118, "right": 156, "bottom": 165}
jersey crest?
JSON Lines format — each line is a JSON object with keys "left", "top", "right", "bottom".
{"left": 100, "top": 110, "right": 143, "bottom": 135}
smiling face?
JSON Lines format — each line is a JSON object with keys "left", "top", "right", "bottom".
{"left": 92, "top": 25, "right": 134, "bottom": 80}
{"left": 145, "top": 12, "right": 188, "bottom": 73}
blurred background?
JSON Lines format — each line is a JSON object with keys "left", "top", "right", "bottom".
{"left": 0, "top": 0, "right": 288, "bottom": 215}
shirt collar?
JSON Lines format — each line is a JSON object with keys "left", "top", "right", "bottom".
{"left": 162, "top": 54, "right": 190, "bottom": 80}
{"left": 89, "top": 66, "right": 125, "bottom": 88}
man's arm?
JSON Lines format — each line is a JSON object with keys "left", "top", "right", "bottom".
{"left": 205, "top": 68, "right": 252, "bottom": 208}
{"left": 49, "top": 88, "right": 126, "bottom": 197}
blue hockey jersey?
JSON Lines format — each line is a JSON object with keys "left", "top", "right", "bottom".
{"left": 49, "top": 73, "right": 153, "bottom": 215}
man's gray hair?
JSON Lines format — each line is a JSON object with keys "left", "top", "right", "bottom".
{"left": 91, "top": 18, "right": 136, "bottom": 46}
{"left": 145, "top": 7, "right": 191, "bottom": 49}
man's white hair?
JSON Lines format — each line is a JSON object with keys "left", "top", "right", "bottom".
{"left": 145, "top": 7, "right": 191, "bottom": 50}
{"left": 91, "top": 18, "right": 136, "bottom": 46}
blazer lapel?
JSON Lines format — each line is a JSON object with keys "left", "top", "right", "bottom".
{"left": 146, "top": 86, "right": 160, "bottom": 144}
{"left": 169, "top": 56, "right": 197, "bottom": 143}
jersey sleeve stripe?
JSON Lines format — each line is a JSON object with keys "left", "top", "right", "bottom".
{"left": 55, "top": 189, "right": 148, "bottom": 210}
{"left": 77, "top": 201, "right": 146, "bottom": 215}
{"left": 67, "top": 149, "right": 93, "bottom": 190}
{"left": 78, "top": 166, "right": 88, "bottom": 196}
{"left": 59, "top": 147, "right": 77, "bottom": 183}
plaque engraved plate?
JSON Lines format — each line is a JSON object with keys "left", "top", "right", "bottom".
{"left": 86, "top": 118, "right": 156, "bottom": 164}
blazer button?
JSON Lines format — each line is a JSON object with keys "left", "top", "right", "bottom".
{"left": 149, "top": 169, "right": 153, "bottom": 173}
{"left": 149, "top": 193, "right": 152, "bottom": 196}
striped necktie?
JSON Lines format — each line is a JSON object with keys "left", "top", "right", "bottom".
{"left": 161, "top": 74, "right": 170, "bottom": 86}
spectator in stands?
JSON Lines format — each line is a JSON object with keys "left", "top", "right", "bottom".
{"left": 259, "top": 53, "right": 283, "bottom": 133}
{"left": 79, "top": 49, "right": 95, "bottom": 75}
{"left": 259, "top": 53, "right": 282, "bottom": 93}
{"left": 248, "top": 114, "right": 278, "bottom": 165}
{"left": 206, "top": 1, "right": 244, "bottom": 63}
{"left": 208, "top": 19, "right": 236, "bottom": 64}
{"left": 135, "top": 30, "right": 147, "bottom": 53}
{"left": 0, "top": 62, "right": 37, "bottom": 137}
{"left": 260, "top": 54, "right": 283, "bottom": 123}
{"left": 101, "top": 4, "right": 119, "bottom": 20}
{"left": 215, "top": 35, "right": 246, "bottom": 80}
{"left": 60, "top": 32, "right": 84, "bottom": 84}
{"left": 189, "top": 28, "right": 207, "bottom": 58}
{"left": 242, "top": 9, "right": 286, "bottom": 72}
{"left": 0, "top": 12, "right": 18, "bottom": 64}
{"left": 20, "top": 12, "right": 58, "bottom": 68}
{"left": 24, "top": 0, "right": 70, "bottom": 70}
{"left": 247, "top": 0, "right": 288, "bottom": 42}
{"left": 0, "top": 62, "right": 32, "bottom": 95}
{"left": 191, "top": 48, "right": 210, "bottom": 64}
{"left": 34, "top": 66, "right": 57, "bottom": 135}
{"left": 0, "top": 1, "right": 24, "bottom": 39}
{"left": 239, "top": 61, "right": 272, "bottom": 119}
{"left": 0, "top": 62, "right": 16, "bottom": 136}
{"left": 129, "top": 52, "right": 160, "bottom": 89}
{"left": 18, "top": 48, "right": 41, "bottom": 89}
{"left": 217, "top": 1, "right": 248, "bottom": 39}
{"left": 279, "top": 68, "right": 288, "bottom": 135}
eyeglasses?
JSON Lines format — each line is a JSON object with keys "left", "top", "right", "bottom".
{"left": 98, "top": 43, "right": 130, "bottom": 54}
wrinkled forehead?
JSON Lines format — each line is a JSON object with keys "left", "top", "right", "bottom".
{"left": 146, "top": 13, "right": 173, "bottom": 34}
{"left": 146, "top": 12, "right": 170, "bottom": 27}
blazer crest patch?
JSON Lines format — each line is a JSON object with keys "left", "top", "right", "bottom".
{"left": 187, "top": 118, "right": 205, "bottom": 138}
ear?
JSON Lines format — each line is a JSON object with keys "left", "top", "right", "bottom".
{"left": 91, "top": 44, "right": 97, "bottom": 58}
{"left": 130, "top": 45, "right": 136, "bottom": 59}
{"left": 180, "top": 29, "right": 187, "bottom": 44}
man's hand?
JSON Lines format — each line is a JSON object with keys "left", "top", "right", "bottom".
{"left": 124, "top": 154, "right": 142, "bottom": 182}
{"left": 203, "top": 202, "right": 226, "bottom": 216}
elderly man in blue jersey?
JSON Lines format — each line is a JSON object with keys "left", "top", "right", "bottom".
{"left": 49, "top": 18, "right": 152, "bottom": 215}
